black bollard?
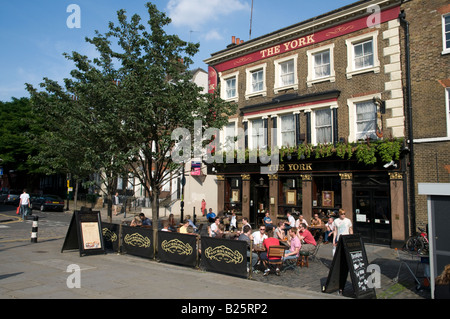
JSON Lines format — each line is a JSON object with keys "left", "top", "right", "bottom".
{"left": 31, "top": 216, "right": 38, "bottom": 243}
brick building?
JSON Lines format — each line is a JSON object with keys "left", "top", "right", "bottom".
{"left": 205, "top": 0, "right": 409, "bottom": 246}
{"left": 400, "top": 0, "right": 450, "bottom": 233}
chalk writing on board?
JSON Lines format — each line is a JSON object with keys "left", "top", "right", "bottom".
{"left": 350, "top": 250, "right": 369, "bottom": 291}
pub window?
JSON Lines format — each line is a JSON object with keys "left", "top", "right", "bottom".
{"left": 355, "top": 100, "right": 377, "bottom": 140}
{"left": 313, "top": 108, "right": 333, "bottom": 144}
{"left": 274, "top": 55, "right": 298, "bottom": 93}
{"left": 219, "top": 70, "right": 239, "bottom": 102}
{"left": 307, "top": 44, "right": 335, "bottom": 87}
{"left": 245, "top": 63, "right": 267, "bottom": 99}
{"left": 224, "top": 177, "right": 242, "bottom": 215}
{"left": 443, "top": 14, "right": 450, "bottom": 54}
{"left": 225, "top": 77, "right": 236, "bottom": 99}
{"left": 312, "top": 175, "right": 341, "bottom": 220}
{"left": 280, "top": 114, "right": 296, "bottom": 147}
{"left": 345, "top": 30, "right": 380, "bottom": 78}
{"left": 250, "top": 118, "right": 267, "bottom": 149}
{"left": 278, "top": 176, "right": 302, "bottom": 217}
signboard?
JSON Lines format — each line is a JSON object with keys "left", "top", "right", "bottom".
{"left": 121, "top": 225, "right": 154, "bottom": 259}
{"left": 322, "top": 234, "right": 376, "bottom": 299}
{"left": 191, "top": 161, "right": 202, "bottom": 176}
{"left": 158, "top": 231, "right": 198, "bottom": 267}
{"left": 101, "top": 222, "right": 120, "bottom": 252}
{"left": 200, "top": 236, "right": 248, "bottom": 278}
{"left": 61, "top": 210, "right": 105, "bottom": 257}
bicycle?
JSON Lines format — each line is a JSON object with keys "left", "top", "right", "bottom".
{"left": 404, "top": 227, "right": 429, "bottom": 256}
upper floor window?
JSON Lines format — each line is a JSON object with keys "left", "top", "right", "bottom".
{"left": 274, "top": 55, "right": 298, "bottom": 93}
{"left": 355, "top": 100, "right": 377, "bottom": 140}
{"left": 250, "top": 118, "right": 266, "bottom": 149}
{"left": 443, "top": 14, "right": 450, "bottom": 54}
{"left": 245, "top": 63, "right": 267, "bottom": 99}
{"left": 345, "top": 31, "right": 380, "bottom": 79}
{"left": 314, "top": 108, "right": 333, "bottom": 144}
{"left": 446, "top": 88, "right": 450, "bottom": 137}
{"left": 219, "top": 70, "right": 239, "bottom": 102}
{"left": 347, "top": 94, "right": 380, "bottom": 143}
{"left": 307, "top": 44, "right": 335, "bottom": 87}
{"left": 225, "top": 77, "right": 236, "bottom": 99}
{"left": 223, "top": 121, "right": 237, "bottom": 151}
{"left": 280, "top": 114, "right": 296, "bottom": 147}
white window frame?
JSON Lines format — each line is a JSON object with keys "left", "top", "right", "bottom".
{"left": 304, "top": 101, "right": 338, "bottom": 145}
{"left": 277, "top": 112, "right": 298, "bottom": 147}
{"left": 442, "top": 14, "right": 450, "bottom": 55}
{"left": 245, "top": 63, "right": 267, "bottom": 99}
{"left": 345, "top": 30, "right": 380, "bottom": 79}
{"left": 219, "top": 70, "right": 239, "bottom": 102}
{"left": 347, "top": 93, "right": 381, "bottom": 143}
{"left": 306, "top": 43, "right": 335, "bottom": 87}
{"left": 274, "top": 55, "right": 298, "bottom": 93}
{"left": 221, "top": 119, "right": 238, "bottom": 152}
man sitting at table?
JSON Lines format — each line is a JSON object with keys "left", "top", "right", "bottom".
{"left": 238, "top": 225, "right": 258, "bottom": 271}
{"left": 311, "top": 213, "right": 323, "bottom": 227}
{"left": 260, "top": 228, "right": 281, "bottom": 276}
{"left": 252, "top": 225, "right": 268, "bottom": 245}
{"left": 298, "top": 223, "right": 317, "bottom": 253}
{"left": 283, "top": 227, "right": 301, "bottom": 262}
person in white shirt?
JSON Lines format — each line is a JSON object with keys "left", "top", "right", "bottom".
{"left": 19, "top": 189, "right": 30, "bottom": 221}
{"left": 332, "top": 209, "right": 353, "bottom": 255}
{"left": 252, "top": 225, "right": 268, "bottom": 245}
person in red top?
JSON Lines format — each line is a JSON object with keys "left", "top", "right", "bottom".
{"left": 298, "top": 223, "right": 317, "bottom": 253}
{"left": 259, "top": 228, "right": 280, "bottom": 275}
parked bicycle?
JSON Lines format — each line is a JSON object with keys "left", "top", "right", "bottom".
{"left": 404, "top": 227, "right": 429, "bottom": 255}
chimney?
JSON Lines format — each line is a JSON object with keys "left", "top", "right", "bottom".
{"left": 236, "top": 38, "right": 240, "bottom": 44}
{"left": 232, "top": 36, "right": 236, "bottom": 44}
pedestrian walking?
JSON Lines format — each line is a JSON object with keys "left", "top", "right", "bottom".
{"left": 201, "top": 199, "right": 206, "bottom": 216}
{"left": 19, "top": 189, "right": 31, "bottom": 221}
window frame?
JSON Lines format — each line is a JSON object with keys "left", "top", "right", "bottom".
{"left": 304, "top": 101, "right": 338, "bottom": 145}
{"left": 274, "top": 55, "right": 298, "bottom": 93}
{"left": 245, "top": 63, "right": 267, "bottom": 99}
{"left": 219, "top": 70, "right": 239, "bottom": 102}
{"left": 345, "top": 30, "right": 380, "bottom": 79}
{"left": 306, "top": 43, "right": 335, "bottom": 87}
{"left": 347, "top": 93, "right": 381, "bottom": 143}
{"left": 442, "top": 13, "right": 450, "bottom": 55}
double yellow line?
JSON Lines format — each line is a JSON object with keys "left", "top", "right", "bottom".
{"left": 0, "top": 213, "right": 22, "bottom": 224}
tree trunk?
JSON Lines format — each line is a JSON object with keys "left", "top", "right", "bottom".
{"left": 151, "top": 188, "right": 160, "bottom": 257}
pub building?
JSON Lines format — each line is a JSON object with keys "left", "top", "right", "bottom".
{"left": 205, "top": 0, "right": 409, "bottom": 247}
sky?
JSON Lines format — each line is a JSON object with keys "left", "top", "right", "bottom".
{"left": 0, "top": 0, "right": 357, "bottom": 102}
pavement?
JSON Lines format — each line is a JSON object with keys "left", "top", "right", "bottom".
{"left": 0, "top": 205, "right": 432, "bottom": 303}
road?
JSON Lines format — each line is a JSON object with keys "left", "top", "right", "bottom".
{"left": 0, "top": 204, "right": 71, "bottom": 243}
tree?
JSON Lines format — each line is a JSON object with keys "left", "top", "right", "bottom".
{"left": 27, "top": 2, "right": 237, "bottom": 245}
{"left": 0, "top": 98, "right": 43, "bottom": 190}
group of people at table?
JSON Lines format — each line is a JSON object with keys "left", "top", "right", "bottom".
{"left": 128, "top": 207, "right": 353, "bottom": 275}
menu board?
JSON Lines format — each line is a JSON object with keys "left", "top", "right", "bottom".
{"left": 61, "top": 210, "right": 105, "bottom": 256}
{"left": 322, "top": 234, "right": 376, "bottom": 299}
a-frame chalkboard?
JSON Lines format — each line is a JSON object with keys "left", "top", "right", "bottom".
{"left": 61, "top": 210, "right": 105, "bottom": 257}
{"left": 322, "top": 234, "right": 376, "bottom": 299}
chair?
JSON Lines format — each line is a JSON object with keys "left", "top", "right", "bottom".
{"left": 266, "top": 245, "right": 286, "bottom": 275}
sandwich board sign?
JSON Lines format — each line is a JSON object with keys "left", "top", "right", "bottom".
{"left": 322, "top": 234, "right": 376, "bottom": 299}
{"left": 61, "top": 208, "right": 105, "bottom": 257}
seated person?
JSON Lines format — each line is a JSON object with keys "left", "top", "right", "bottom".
{"left": 209, "top": 217, "right": 221, "bottom": 237}
{"left": 206, "top": 208, "right": 216, "bottom": 223}
{"left": 274, "top": 221, "right": 286, "bottom": 240}
{"left": 139, "top": 213, "right": 152, "bottom": 226}
{"left": 252, "top": 225, "right": 268, "bottom": 245}
{"left": 214, "top": 224, "right": 225, "bottom": 238}
{"left": 298, "top": 223, "right": 317, "bottom": 253}
{"left": 185, "top": 214, "right": 197, "bottom": 231}
{"left": 259, "top": 228, "right": 280, "bottom": 275}
{"left": 179, "top": 219, "right": 190, "bottom": 234}
{"left": 238, "top": 225, "right": 258, "bottom": 271}
{"left": 311, "top": 213, "right": 323, "bottom": 227}
{"left": 130, "top": 215, "right": 142, "bottom": 227}
{"left": 283, "top": 227, "right": 301, "bottom": 261}
{"left": 324, "top": 217, "right": 334, "bottom": 243}
{"left": 161, "top": 219, "right": 171, "bottom": 232}
{"left": 263, "top": 212, "right": 273, "bottom": 227}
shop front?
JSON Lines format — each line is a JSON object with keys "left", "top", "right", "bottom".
{"left": 213, "top": 157, "right": 407, "bottom": 246}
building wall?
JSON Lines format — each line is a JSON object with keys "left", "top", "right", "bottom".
{"left": 403, "top": 0, "right": 450, "bottom": 229}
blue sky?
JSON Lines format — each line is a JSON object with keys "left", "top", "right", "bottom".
{"left": 0, "top": 0, "right": 356, "bottom": 102}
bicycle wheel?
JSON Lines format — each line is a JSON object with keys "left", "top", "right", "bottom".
{"left": 405, "top": 236, "right": 423, "bottom": 252}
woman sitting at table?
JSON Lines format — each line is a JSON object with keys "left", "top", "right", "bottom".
{"left": 130, "top": 215, "right": 142, "bottom": 227}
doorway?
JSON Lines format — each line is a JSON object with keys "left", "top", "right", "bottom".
{"left": 250, "top": 176, "right": 269, "bottom": 228}
{"left": 353, "top": 175, "right": 391, "bottom": 245}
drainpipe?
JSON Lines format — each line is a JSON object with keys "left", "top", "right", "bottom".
{"left": 399, "top": 10, "right": 416, "bottom": 236}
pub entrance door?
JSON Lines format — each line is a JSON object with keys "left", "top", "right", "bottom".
{"left": 250, "top": 176, "right": 269, "bottom": 228}
{"left": 353, "top": 175, "right": 391, "bottom": 245}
